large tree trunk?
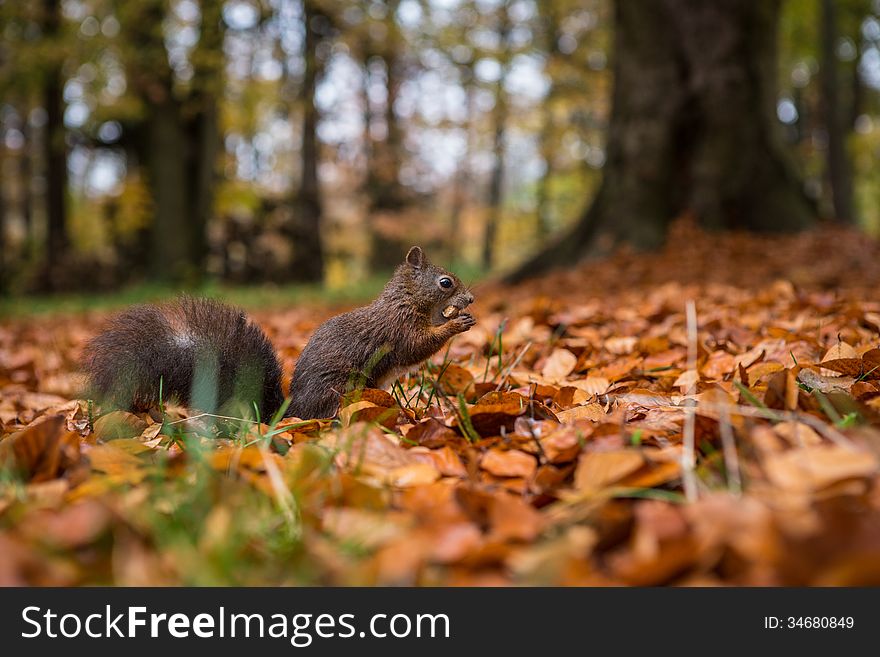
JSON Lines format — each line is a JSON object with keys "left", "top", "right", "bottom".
{"left": 287, "top": 0, "right": 325, "bottom": 283}
{"left": 147, "top": 100, "right": 191, "bottom": 282}
{"left": 447, "top": 74, "right": 477, "bottom": 263}
{"left": 186, "top": 0, "right": 224, "bottom": 279}
{"left": 819, "top": 0, "right": 854, "bottom": 224}
{"left": 482, "top": 2, "right": 511, "bottom": 270}
{"left": 41, "top": 0, "right": 69, "bottom": 289}
{"left": 19, "top": 120, "right": 34, "bottom": 253}
{"left": 366, "top": 0, "right": 409, "bottom": 272}
{"left": 508, "top": 0, "right": 815, "bottom": 282}
{"left": 535, "top": 2, "right": 562, "bottom": 238}
{"left": 123, "top": 0, "right": 223, "bottom": 284}
{"left": 0, "top": 153, "right": 6, "bottom": 294}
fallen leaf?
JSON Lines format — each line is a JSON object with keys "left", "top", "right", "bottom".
{"left": 542, "top": 349, "right": 577, "bottom": 381}
{"left": 0, "top": 415, "right": 81, "bottom": 482}
{"left": 764, "top": 446, "right": 877, "bottom": 492}
{"left": 575, "top": 449, "right": 645, "bottom": 492}
{"left": 556, "top": 403, "right": 607, "bottom": 424}
{"left": 93, "top": 411, "right": 148, "bottom": 441}
{"left": 481, "top": 448, "right": 537, "bottom": 478}
{"left": 387, "top": 462, "right": 440, "bottom": 487}
{"left": 488, "top": 493, "right": 544, "bottom": 542}
{"left": 438, "top": 364, "right": 476, "bottom": 399}
{"left": 773, "top": 421, "right": 823, "bottom": 447}
{"left": 540, "top": 426, "right": 586, "bottom": 463}
{"left": 569, "top": 376, "right": 610, "bottom": 396}
{"left": 87, "top": 443, "right": 147, "bottom": 482}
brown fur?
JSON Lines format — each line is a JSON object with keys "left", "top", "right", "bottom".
{"left": 82, "top": 296, "right": 284, "bottom": 420}
{"left": 287, "top": 246, "right": 475, "bottom": 418}
{"left": 82, "top": 247, "right": 474, "bottom": 420}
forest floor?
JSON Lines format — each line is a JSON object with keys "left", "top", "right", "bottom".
{"left": 2, "top": 221, "right": 880, "bottom": 586}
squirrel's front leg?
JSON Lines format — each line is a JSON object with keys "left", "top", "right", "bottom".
{"left": 389, "top": 314, "right": 476, "bottom": 369}
{"left": 427, "top": 313, "right": 476, "bottom": 350}
{"left": 442, "top": 312, "right": 476, "bottom": 336}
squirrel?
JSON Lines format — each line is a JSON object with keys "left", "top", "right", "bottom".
{"left": 82, "top": 246, "right": 475, "bottom": 420}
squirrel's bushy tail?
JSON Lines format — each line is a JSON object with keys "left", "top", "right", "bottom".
{"left": 82, "top": 297, "right": 285, "bottom": 420}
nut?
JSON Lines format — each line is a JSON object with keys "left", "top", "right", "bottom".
{"left": 442, "top": 305, "right": 459, "bottom": 319}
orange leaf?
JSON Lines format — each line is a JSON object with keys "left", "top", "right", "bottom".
{"left": 481, "top": 448, "right": 537, "bottom": 478}
{"left": 542, "top": 348, "right": 577, "bottom": 381}
{"left": 0, "top": 415, "right": 81, "bottom": 482}
{"left": 575, "top": 449, "right": 645, "bottom": 492}
{"left": 764, "top": 446, "right": 877, "bottom": 492}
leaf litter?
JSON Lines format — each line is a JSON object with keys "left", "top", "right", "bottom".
{"left": 2, "top": 222, "right": 880, "bottom": 585}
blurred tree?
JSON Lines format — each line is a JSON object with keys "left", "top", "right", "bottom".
{"left": 361, "top": 0, "right": 411, "bottom": 272}
{"left": 190, "top": 0, "right": 224, "bottom": 278}
{"left": 448, "top": 63, "right": 477, "bottom": 264}
{"left": 482, "top": 0, "right": 511, "bottom": 269}
{"left": 120, "top": 0, "right": 224, "bottom": 284}
{"left": 509, "top": 0, "right": 816, "bottom": 281}
{"left": 0, "top": 0, "right": 82, "bottom": 290}
{"left": 18, "top": 119, "right": 33, "bottom": 253}
{"left": 535, "top": 0, "right": 561, "bottom": 238}
{"left": 820, "top": 0, "right": 854, "bottom": 224}
{"left": 40, "top": 0, "right": 69, "bottom": 289}
{"left": 286, "top": 0, "right": 327, "bottom": 282}
{"left": 0, "top": 145, "right": 6, "bottom": 293}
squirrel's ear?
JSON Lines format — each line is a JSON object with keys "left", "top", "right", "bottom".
{"left": 405, "top": 246, "right": 425, "bottom": 268}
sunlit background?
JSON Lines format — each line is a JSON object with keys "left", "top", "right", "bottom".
{"left": 1, "top": 0, "right": 879, "bottom": 295}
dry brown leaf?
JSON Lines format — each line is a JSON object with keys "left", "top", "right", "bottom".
{"left": 339, "top": 400, "right": 400, "bottom": 429}
{"left": 438, "top": 364, "right": 476, "bottom": 399}
{"left": 323, "top": 507, "right": 408, "bottom": 548}
{"left": 569, "top": 376, "right": 610, "bottom": 396}
{"left": 764, "top": 446, "right": 877, "bottom": 492}
{"left": 556, "top": 403, "right": 607, "bottom": 424}
{"left": 542, "top": 348, "right": 577, "bottom": 381}
{"left": 773, "top": 421, "right": 823, "bottom": 447}
{"left": 93, "top": 411, "right": 148, "bottom": 441}
{"left": 575, "top": 449, "right": 645, "bottom": 492}
{"left": 540, "top": 426, "right": 586, "bottom": 464}
{"left": 822, "top": 342, "right": 859, "bottom": 362}
{"left": 410, "top": 446, "right": 467, "bottom": 478}
{"left": 428, "top": 522, "right": 483, "bottom": 563}
{"left": 87, "top": 443, "right": 147, "bottom": 483}
{"left": 605, "top": 336, "right": 637, "bottom": 355}
{"left": 0, "top": 414, "right": 81, "bottom": 482}
{"left": 488, "top": 493, "right": 544, "bottom": 542}
{"left": 387, "top": 462, "right": 440, "bottom": 487}
{"left": 481, "top": 448, "right": 537, "bottom": 478}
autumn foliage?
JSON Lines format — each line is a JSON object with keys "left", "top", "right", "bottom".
{"left": 2, "top": 223, "right": 880, "bottom": 586}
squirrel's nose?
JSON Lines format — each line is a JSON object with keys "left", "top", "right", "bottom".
{"left": 465, "top": 292, "right": 475, "bottom": 305}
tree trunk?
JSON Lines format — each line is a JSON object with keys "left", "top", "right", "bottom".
{"left": 0, "top": 153, "right": 6, "bottom": 294}
{"left": 482, "top": 2, "right": 511, "bottom": 270}
{"left": 447, "top": 77, "right": 476, "bottom": 263}
{"left": 288, "top": 0, "right": 325, "bottom": 283}
{"left": 148, "top": 99, "right": 191, "bottom": 282}
{"left": 507, "top": 0, "right": 815, "bottom": 282}
{"left": 366, "top": 0, "right": 409, "bottom": 272}
{"left": 19, "top": 120, "right": 34, "bottom": 253}
{"left": 819, "top": 0, "right": 854, "bottom": 223}
{"left": 42, "top": 0, "right": 68, "bottom": 288}
{"left": 482, "top": 108, "right": 507, "bottom": 269}
{"left": 535, "top": 3, "right": 561, "bottom": 238}
{"left": 186, "top": 0, "right": 224, "bottom": 279}
{"left": 122, "top": 0, "right": 223, "bottom": 284}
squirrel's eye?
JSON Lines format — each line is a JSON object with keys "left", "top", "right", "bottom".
{"left": 438, "top": 276, "right": 453, "bottom": 289}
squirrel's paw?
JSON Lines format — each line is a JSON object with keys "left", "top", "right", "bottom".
{"left": 449, "top": 312, "right": 476, "bottom": 333}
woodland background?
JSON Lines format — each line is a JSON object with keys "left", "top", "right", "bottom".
{"left": 0, "top": 0, "right": 879, "bottom": 296}
{"left": 3, "top": 2, "right": 880, "bottom": 587}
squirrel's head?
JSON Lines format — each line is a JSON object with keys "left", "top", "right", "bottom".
{"left": 395, "top": 246, "right": 475, "bottom": 324}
